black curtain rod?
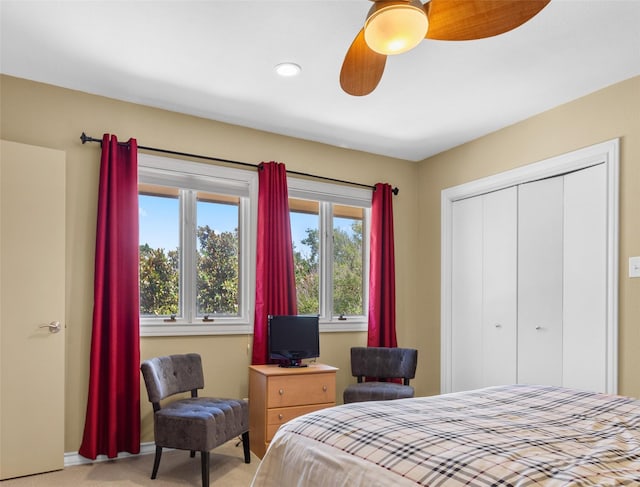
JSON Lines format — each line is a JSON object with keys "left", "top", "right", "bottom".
{"left": 80, "top": 133, "right": 399, "bottom": 195}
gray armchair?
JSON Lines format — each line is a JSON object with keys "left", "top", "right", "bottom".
{"left": 343, "top": 347, "right": 418, "bottom": 404}
{"left": 140, "top": 353, "right": 249, "bottom": 487}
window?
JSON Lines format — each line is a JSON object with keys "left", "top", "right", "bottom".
{"left": 288, "top": 178, "right": 371, "bottom": 330}
{"left": 290, "top": 198, "right": 320, "bottom": 315}
{"left": 332, "top": 204, "right": 365, "bottom": 317}
{"left": 137, "top": 153, "right": 370, "bottom": 335}
{"left": 139, "top": 185, "right": 180, "bottom": 317}
{"left": 138, "top": 154, "right": 257, "bottom": 336}
{"left": 196, "top": 192, "right": 240, "bottom": 317}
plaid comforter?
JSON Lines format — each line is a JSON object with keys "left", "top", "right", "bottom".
{"left": 275, "top": 385, "right": 640, "bottom": 486}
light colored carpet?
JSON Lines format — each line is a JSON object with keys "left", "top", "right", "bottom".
{"left": 1, "top": 440, "right": 260, "bottom": 486}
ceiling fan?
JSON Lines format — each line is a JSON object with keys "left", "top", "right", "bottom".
{"left": 340, "top": 0, "right": 551, "bottom": 96}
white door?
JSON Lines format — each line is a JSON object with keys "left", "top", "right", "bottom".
{"left": 482, "top": 187, "right": 517, "bottom": 386}
{"left": 451, "top": 196, "right": 483, "bottom": 391}
{"left": 451, "top": 187, "right": 517, "bottom": 391}
{"left": 563, "top": 164, "right": 607, "bottom": 392}
{"left": 0, "top": 140, "right": 66, "bottom": 479}
{"left": 517, "top": 177, "right": 564, "bottom": 386}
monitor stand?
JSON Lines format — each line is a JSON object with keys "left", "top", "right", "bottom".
{"left": 279, "top": 359, "right": 308, "bottom": 368}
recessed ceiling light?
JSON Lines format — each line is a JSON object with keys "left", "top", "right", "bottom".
{"left": 275, "top": 62, "right": 301, "bottom": 77}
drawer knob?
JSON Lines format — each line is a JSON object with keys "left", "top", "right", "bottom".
{"left": 322, "top": 385, "right": 327, "bottom": 392}
{"left": 278, "top": 413, "right": 284, "bottom": 420}
{"left": 279, "top": 388, "right": 284, "bottom": 395}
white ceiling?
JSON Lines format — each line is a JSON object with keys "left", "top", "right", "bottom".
{"left": 1, "top": 0, "right": 639, "bottom": 161}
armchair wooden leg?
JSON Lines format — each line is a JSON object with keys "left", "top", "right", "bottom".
{"left": 242, "top": 431, "right": 250, "bottom": 463}
{"left": 201, "top": 450, "right": 210, "bottom": 487}
{"left": 151, "top": 446, "right": 163, "bottom": 479}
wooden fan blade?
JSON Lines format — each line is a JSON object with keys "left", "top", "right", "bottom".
{"left": 340, "top": 28, "right": 387, "bottom": 96}
{"left": 425, "top": 0, "right": 551, "bottom": 41}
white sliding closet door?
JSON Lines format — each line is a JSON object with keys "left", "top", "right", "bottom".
{"left": 517, "top": 177, "right": 564, "bottom": 386}
{"left": 563, "top": 164, "right": 607, "bottom": 392}
{"left": 482, "top": 188, "right": 518, "bottom": 386}
{"left": 450, "top": 187, "right": 517, "bottom": 391}
{"left": 451, "top": 197, "right": 483, "bottom": 392}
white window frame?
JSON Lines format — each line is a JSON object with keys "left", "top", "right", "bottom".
{"left": 138, "top": 153, "right": 257, "bottom": 336}
{"left": 288, "top": 176, "right": 371, "bottom": 333}
{"left": 137, "top": 153, "right": 371, "bottom": 336}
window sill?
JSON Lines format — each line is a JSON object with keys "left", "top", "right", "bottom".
{"left": 141, "top": 322, "right": 252, "bottom": 337}
{"left": 140, "top": 319, "right": 368, "bottom": 337}
{"left": 319, "top": 320, "right": 367, "bottom": 333}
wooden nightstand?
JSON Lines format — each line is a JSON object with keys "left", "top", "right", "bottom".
{"left": 248, "top": 363, "right": 338, "bottom": 458}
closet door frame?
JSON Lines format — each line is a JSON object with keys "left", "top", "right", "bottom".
{"left": 441, "top": 139, "right": 619, "bottom": 394}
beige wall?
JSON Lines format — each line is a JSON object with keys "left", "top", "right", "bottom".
{"left": 0, "top": 75, "right": 419, "bottom": 451}
{"left": 2, "top": 73, "right": 638, "bottom": 454}
{"left": 417, "top": 75, "right": 640, "bottom": 399}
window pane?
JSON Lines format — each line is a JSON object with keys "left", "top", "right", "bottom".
{"left": 290, "top": 198, "right": 320, "bottom": 315}
{"left": 138, "top": 185, "right": 180, "bottom": 317}
{"left": 196, "top": 192, "right": 240, "bottom": 316}
{"left": 333, "top": 204, "right": 364, "bottom": 316}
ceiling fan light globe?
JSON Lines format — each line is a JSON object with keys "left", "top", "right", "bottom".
{"left": 364, "top": 1, "right": 428, "bottom": 55}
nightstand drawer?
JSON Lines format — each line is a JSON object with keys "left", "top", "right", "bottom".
{"left": 266, "top": 403, "right": 332, "bottom": 441}
{"left": 267, "top": 373, "right": 336, "bottom": 408}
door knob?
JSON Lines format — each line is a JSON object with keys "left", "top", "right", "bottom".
{"left": 40, "top": 321, "right": 61, "bottom": 333}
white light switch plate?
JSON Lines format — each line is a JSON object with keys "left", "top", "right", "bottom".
{"left": 630, "top": 256, "right": 640, "bottom": 278}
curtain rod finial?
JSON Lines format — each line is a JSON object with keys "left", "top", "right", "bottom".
{"left": 80, "top": 132, "right": 89, "bottom": 144}
{"left": 392, "top": 187, "right": 399, "bottom": 195}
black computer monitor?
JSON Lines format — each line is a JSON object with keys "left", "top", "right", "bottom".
{"left": 268, "top": 315, "right": 320, "bottom": 367}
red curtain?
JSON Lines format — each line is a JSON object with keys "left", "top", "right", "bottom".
{"left": 367, "top": 183, "right": 397, "bottom": 348}
{"left": 252, "top": 162, "right": 297, "bottom": 365}
{"left": 79, "top": 134, "right": 140, "bottom": 459}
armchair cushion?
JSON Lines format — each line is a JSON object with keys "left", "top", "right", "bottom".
{"left": 154, "top": 397, "right": 248, "bottom": 452}
{"left": 350, "top": 347, "right": 417, "bottom": 381}
{"left": 141, "top": 353, "right": 204, "bottom": 403}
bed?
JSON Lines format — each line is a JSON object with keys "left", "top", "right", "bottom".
{"left": 250, "top": 384, "right": 640, "bottom": 486}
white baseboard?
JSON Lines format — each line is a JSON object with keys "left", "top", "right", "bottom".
{"left": 64, "top": 441, "right": 156, "bottom": 467}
